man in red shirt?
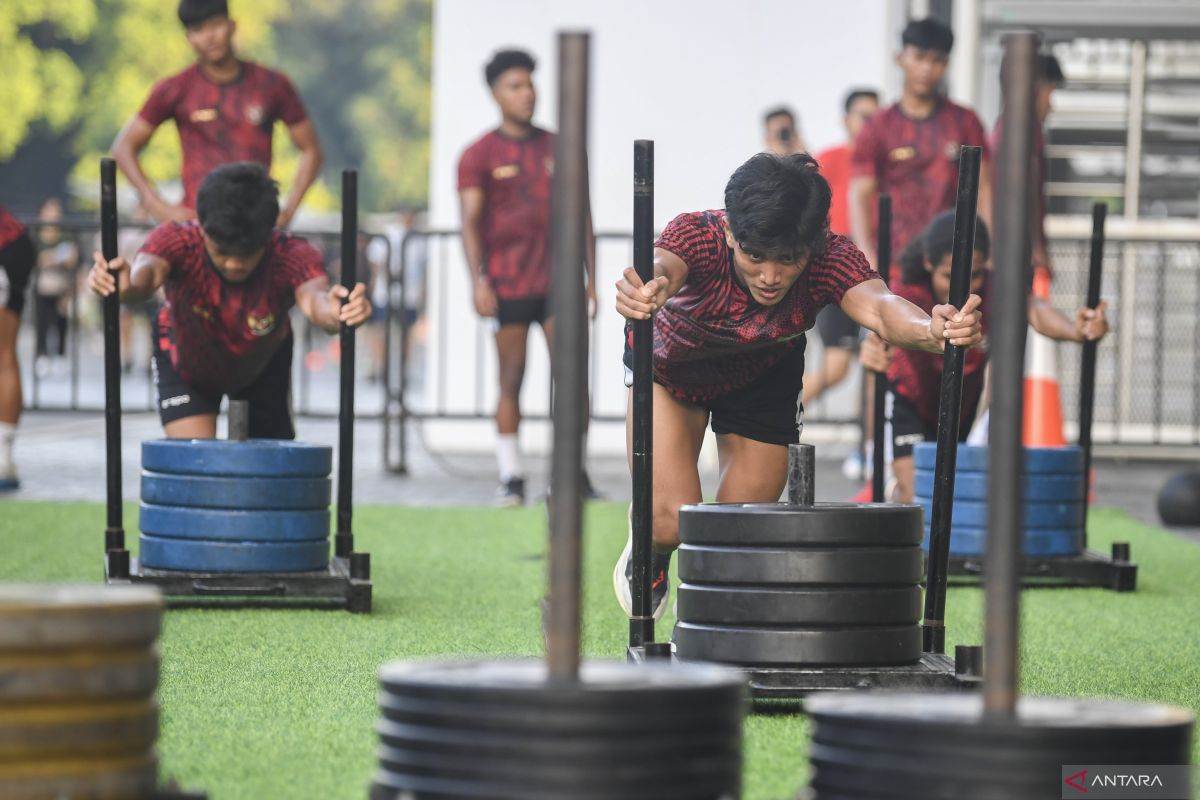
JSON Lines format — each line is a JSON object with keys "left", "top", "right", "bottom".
{"left": 611, "top": 153, "right": 983, "bottom": 619}
{"left": 850, "top": 18, "right": 992, "bottom": 269}
{"left": 806, "top": 89, "right": 880, "bottom": 408}
{"left": 0, "top": 207, "right": 37, "bottom": 489}
{"left": 111, "top": 0, "right": 322, "bottom": 227}
{"left": 87, "top": 163, "right": 369, "bottom": 439}
{"left": 458, "top": 49, "right": 598, "bottom": 506}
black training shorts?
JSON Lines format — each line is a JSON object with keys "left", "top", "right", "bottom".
{"left": 495, "top": 295, "right": 549, "bottom": 328}
{"left": 815, "top": 303, "right": 861, "bottom": 351}
{"left": 0, "top": 234, "right": 36, "bottom": 316}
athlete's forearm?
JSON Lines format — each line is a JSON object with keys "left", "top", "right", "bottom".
{"left": 1028, "top": 296, "right": 1080, "bottom": 342}
{"left": 119, "top": 263, "right": 161, "bottom": 305}
{"left": 281, "top": 144, "right": 323, "bottom": 221}
{"left": 849, "top": 177, "right": 877, "bottom": 265}
{"left": 872, "top": 294, "right": 942, "bottom": 353}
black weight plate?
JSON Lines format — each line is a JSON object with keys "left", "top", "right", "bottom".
{"left": 142, "top": 438, "right": 332, "bottom": 477}
{"left": 913, "top": 443, "right": 1085, "bottom": 474}
{"left": 673, "top": 622, "right": 921, "bottom": 666}
{"left": 138, "top": 535, "right": 329, "bottom": 573}
{"left": 914, "top": 470, "right": 1083, "bottom": 502}
{"left": 678, "top": 544, "right": 923, "bottom": 586}
{"left": 141, "top": 471, "right": 331, "bottom": 510}
{"left": 370, "top": 767, "right": 738, "bottom": 800}
{"left": 0, "top": 585, "right": 162, "bottom": 652}
{"left": 920, "top": 526, "right": 1082, "bottom": 557}
{"left": 0, "top": 699, "right": 157, "bottom": 760}
{"left": 0, "top": 647, "right": 158, "bottom": 704}
{"left": 139, "top": 503, "right": 330, "bottom": 542}
{"left": 0, "top": 753, "right": 158, "bottom": 800}
{"left": 679, "top": 502, "right": 923, "bottom": 547}
{"left": 677, "top": 583, "right": 921, "bottom": 625}
{"left": 914, "top": 497, "right": 1083, "bottom": 529}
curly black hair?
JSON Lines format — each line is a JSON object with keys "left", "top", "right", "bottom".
{"left": 898, "top": 209, "right": 991, "bottom": 287}
{"left": 724, "top": 153, "right": 831, "bottom": 264}
{"left": 195, "top": 162, "right": 279, "bottom": 255}
{"left": 485, "top": 49, "right": 536, "bottom": 87}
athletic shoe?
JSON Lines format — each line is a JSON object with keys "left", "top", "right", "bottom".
{"left": 0, "top": 466, "right": 18, "bottom": 493}
{"left": 841, "top": 448, "right": 875, "bottom": 481}
{"left": 495, "top": 477, "right": 525, "bottom": 507}
{"left": 613, "top": 532, "right": 670, "bottom": 621}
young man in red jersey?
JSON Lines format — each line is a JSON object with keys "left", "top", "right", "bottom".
{"left": 0, "top": 206, "right": 37, "bottom": 489}
{"left": 850, "top": 18, "right": 992, "bottom": 269}
{"left": 458, "top": 49, "right": 599, "bottom": 506}
{"left": 611, "top": 153, "right": 984, "bottom": 619}
{"left": 88, "top": 163, "right": 369, "bottom": 440}
{"left": 111, "top": 0, "right": 322, "bottom": 227}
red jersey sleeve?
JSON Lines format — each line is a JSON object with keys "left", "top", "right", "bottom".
{"left": 457, "top": 140, "right": 489, "bottom": 192}
{"left": 140, "top": 222, "right": 190, "bottom": 269}
{"left": 137, "top": 77, "right": 180, "bottom": 128}
{"left": 654, "top": 212, "right": 723, "bottom": 279}
{"left": 274, "top": 235, "right": 326, "bottom": 289}
{"left": 809, "top": 234, "right": 878, "bottom": 306}
{"left": 849, "top": 115, "right": 884, "bottom": 180}
{"left": 272, "top": 72, "right": 308, "bottom": 127}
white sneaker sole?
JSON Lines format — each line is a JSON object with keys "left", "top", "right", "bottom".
{"left": 613, "top": 528, "right": 668, "bottom": 621}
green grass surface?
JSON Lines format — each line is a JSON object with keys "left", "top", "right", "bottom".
{"left": 1, "top": 502, "right": 1198, "bottom": 799}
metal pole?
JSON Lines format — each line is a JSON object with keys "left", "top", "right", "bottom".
{"left": 787, "top": 443, "right": 815, "bottom": 507}
{"left": 335, "top": 169, "right": 358, "bottom": 559}
{"left": 546, "top": 31, "right": 589, "bottom": 681}
{"left": 629, "top": 139, "right": 655, "bottom": 650}
{"left": 1117, "top": 41, "right": 1147, "bottom": 439}
{"left": 984, "top": 31, "right": 1037, "bottom": 720}
{"left": 921, "top": 145, "right": 982, "bottom": 655}
{"left": 100, "top": 158, "right": 128, "bottom": 577}
{"left": 228, "top": 399, "right": 250, "bottom": 442}
{"left": 871, "top": 194, "right": 893, "bottom": 502}
{"left": 1078, "top": 203, "right": 1106, "bottom": 547}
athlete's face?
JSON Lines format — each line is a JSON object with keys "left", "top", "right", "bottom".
{"left": 186, "top": 16, "right": 236, "bottom": 65}
{"left": 897, "top": 45, "right": 949, "bottom": 99}
{"left": 844, "top": 95, "right": 879, "bottom": 141}
{"left": 928, "top": 249, "right": 989, "bottom": 304}
{"left": 723, "top": 220, "right": 809, "bottom": 307}
{"left": 203, "top": 234, "right": 265, "bottom": 283}
{"left": 491, "top": 68, "right": 536, "bottom": 126}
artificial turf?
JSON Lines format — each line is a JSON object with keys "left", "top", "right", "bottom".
{"left": 1, "top": 501, "right": 1198, "bottom": 799}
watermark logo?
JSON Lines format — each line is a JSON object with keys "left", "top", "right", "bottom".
{"left": 1062, "top": 765, "right": 1191, "bottom": 799}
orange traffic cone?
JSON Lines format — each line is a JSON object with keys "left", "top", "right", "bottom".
{"left": 1023, "top": 268, "right": 1066, "bottom": 447}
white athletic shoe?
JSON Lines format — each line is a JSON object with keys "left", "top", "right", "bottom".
{"left": 613, "top": 506, "right": 670, "bottom": 621}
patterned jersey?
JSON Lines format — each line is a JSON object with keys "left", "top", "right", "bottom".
{"left": 138, "top": 61, "right": 308, "bottom": 209}
{"left": 643, "top": 210, "right": 877, "bottom": 403}
{"left": 814, "top": 143, "right": 853, "bottom": 236}
{"left": 851, "top": 99, "right": 990, "bottom": 263}
{"left": 141, "top": 221, "right": 325, "bottom": 393}
{"left": 886, "top": 277, "right": 990, "bottom": 430}
{"left": 0, "top": 206, "right": 26, "bottom": 250}
{"left": 457, "top": 127, "right": 554, "bottom": 300}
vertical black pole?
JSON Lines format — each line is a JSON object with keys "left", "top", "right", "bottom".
{"left": 985, "top": 31, "right": 1038, "bottom": 720}
{"left": 629, "top": 140, "right": 656, "bottom": 650}
{"left": 335, "top": 169, "right": 357, "bottom": 559}
{"left": 546, "top": 31, "right": 589, "bottom": 681}
{"left": 871, "top": 194, "right": 893, "bottom": 502}
{"left": 921, "top": 146, "right": 982, "bottom": 655}
{"left": 1078, "top": 202, "right": 1106, "bottom": 547}
{"left": 100, "top": 158, "right": 128, "bottom": 578}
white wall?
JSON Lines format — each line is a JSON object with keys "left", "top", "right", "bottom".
{"left": 421, "top": 0, "right": 906, "bottom": 455}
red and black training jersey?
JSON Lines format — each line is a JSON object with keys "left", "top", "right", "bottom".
{"left": 643, "top": 210, "right": 877, "bottom": 404}
{"left": 0, "top": 205, "right": 26, "bottom": 250}
{"left": 851, "top": 99, "right": 990, "bottom": 263}
{"left": 138, "top": 61, "right": 308, "bottom": 210}
{"left": 457, "top": 127, "right": 554, "bottom": 300}
{"left": 887, "top": 278, "right": 990, "bottom": 431}
{"left": 141, "top": 221, "right": 325, "bottom": 393}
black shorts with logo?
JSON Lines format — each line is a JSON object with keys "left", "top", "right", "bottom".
{"left": 889, "top": 390, "right": 970, "bottom": 459}
{"left": 151, "top": 309, "right": 296, "bottom": 439}
{"left": 496, "top": 295, "right": 549, "bottom": 328}
{"left": 0, "top": 234, "right": 36, "bottom": 316}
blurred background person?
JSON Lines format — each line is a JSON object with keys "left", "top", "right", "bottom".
{"left": 33, "top": 197, "right": 77, "bottom": 378}
{"left": 762, "top": 105, "right": 807, "bottom": 156}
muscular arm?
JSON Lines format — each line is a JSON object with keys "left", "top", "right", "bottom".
{"left": 88, "top": 250, "right": 170, "bottom": 305}
{"left": 294, "top": 275, "right": 371, "bottom": 334}
{"left": 977, "top": 160, "right": 994, "bottom": 232}
{"left": 278, "top": 120, "right": 323, "bottom": 227}
{"left": 459, "top": 187, "right": 486, "bottom": 282}
{"left": 840, "top": 278, "right": 982, "bottom": 353}
{"left": 849, "top": 175, "right": 878, "bottom": 266}
{"left": 111, "top": 117, "right": 187, "bottom": 221}
{"left": 614, "top": 247, "right": 688, "bottom": 320}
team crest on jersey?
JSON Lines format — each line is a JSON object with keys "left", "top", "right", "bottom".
{"left": 889, "top": 146, "right": 916, "bottom": 162}
{"left": 245, "top": 104, "right": 265, "bottom": 126}
{"left": 492, "top": 164, "right": 520, "bottom": 180}
{"left": 247, "top": 312, "right": 276, "bottom": 336}
{"left": 944, "top": 141, "right": 961, "bottom": 160}
{"left": 190, "top": 108, "right": 218, "bottom": 123}
{"left": 191, "top": 304, "right": 213, "bottom": 321}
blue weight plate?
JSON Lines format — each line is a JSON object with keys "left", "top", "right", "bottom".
{"left": 914, "top": 498, "right": 1083, "bottom": 529}
{"left": 921, "top": 526, "right": 1082, "bottom": 557}
{"left": 141, "top": 472, "right": 331, "bottom": 510}
{"left": 138, "top": 503, "right": 329, "bottom": 542}
{"left": 141, "top": 439, "right": 332, "bottom": 478}
{"left": 137, "top": 535, "right": 329, "bottom": 572}
{"left": 913, "top": 443, "right": 1084, "bottom": 474}
{"left": 913, "top": 470, "right": 1083, "bottom": 502}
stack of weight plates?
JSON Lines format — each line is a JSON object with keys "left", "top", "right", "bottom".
{"left": 674, "top": 503, "right": 924, "bottom": 667}
{"left": 369, "top": 660, "right": 745, "bottom": 800}
{"left": 806, "top": 691, "right": 1193, "bottom": 799}
{"left": 913, "top": 443, "right": 1085, "bottom": 557}
{"left": 0, "top": 584, "right": 163, "bottom": 799}
{"left": 139, "top": 439, "right": 333, "bottom": 572}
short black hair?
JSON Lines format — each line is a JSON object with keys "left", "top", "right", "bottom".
{"left": 844, "top": 89, "right": 880, "bottom": 114}
{"left": 485, "top": 49, "right": 535, "bottom": 87}
{"left": 901, "top": 18, "right": 954, "bottom": 54}
{"left": 763, "top": 106, "right": 796, "bottom": 127}
{"left": 1038, "top": 54, "right": 1065, "bottom": 86}
{"left": 724, "top": 153, "right": 831, "bottom": 265}
{"left": 898, "top": 209, "right": 991, "bottom": 286}
{"left": 195, "top": 162, "right": 279, "bottom": 255}
{"left": 178, "top": 0, "right": 228, "bottom": 27}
